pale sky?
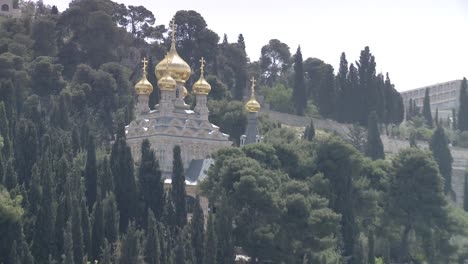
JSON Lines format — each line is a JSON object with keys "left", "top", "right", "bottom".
{"left": 40, "top": 0, "right": 467, "bottom": 91}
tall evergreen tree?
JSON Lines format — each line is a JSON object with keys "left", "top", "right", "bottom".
{"left": 99, "top": 157, "right": 114, "bottom": 196}
{"left": 215, "top": 195, "right": 235, "bottom": 264}
{"left": 91, "top": 192, "right": 104, "bottom": 262}
{"left": 118, "top": 223, "right": 142, "bottom": 264}
{"left": 145, "top": 210, "right": 161, "bottom": 264}
{"left": 63, "top": 220, "right": 75, "bottom": 264}
{"left": 464, "top": 173, "right": 468, "bottom": 212}
{"left": 191, "top": 197, "right": 204, "bottom": 264}
{"left": 430, "top": 126, "right": 453, "bottom": 194}
{"left": 9, "top": 240, "right": 20, "bottom": 264}
{"left": 304, "top": 118, "right": 315, "bottom": 141}
{"left": 0, "top": 102, "right": 11, "bottom": 159}
{"left": 452, "top": 108, "right": 457, "bottom": 130}
{"left": 103, "top": 193, "right": 119, "bottom": 243}
{"left": 81, "top": 195, "right": 92, "bottom": 259}
{"left": 110, "top": 136, "right": 138, "bottom": 232}
{"left": 237, "top": 34, "right": 246, "bottom": 51}
{"left": 293, "top": 46, "right": 307, "bottom": 116}
{"left": 85, "top": 135, "right": 98, "bottom": 212}
{"left": 347, "top": 63, "right": 360, "bottom": 123}
{"left": 366, "top": 111, "right": 385, "bottom": 160}
{"left": 204, "top": 213, "right": 217, "bottom": 264}
{"left": 14, "top": 119, "right": 39, "bottom": 186}
{"left": 422, "top": 88, "right": 433, "bottom": 128}
{"left": 139, "top": 139, "right": 165, "bottom": 223}
{"left": 71, "top": 198, "right": 84, "bottom": 264}
{"left": 435, "top": 108, "right": 439, "bottom": 126}
{"left": 357, "top": 46, "right": 377, "bottom": 125}
{"left": 171, "top": 145, "right": 187, "bottom": 228}
{"left": 4, "top": 158, "right": 17, "bottom": 190}
{"left": 148, "top": 56, "right": 159, "bottom": 110}
{"left": 337, "top": 52, "right": 349, "bottom": 122}
{"left": 458, "top": 77, "right": 468, "bottom": 131}
{"left": 317, "top": 65, "right": 336, "bottom": 118}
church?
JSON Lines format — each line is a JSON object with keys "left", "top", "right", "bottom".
{"left": 125, "top": 20, "right": 261, "bottom": 184}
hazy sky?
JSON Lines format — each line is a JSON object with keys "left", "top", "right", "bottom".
{"left": 41, "top": 0, "right": 467, "bottom": 91}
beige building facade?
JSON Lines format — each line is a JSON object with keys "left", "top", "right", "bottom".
{"left": 400, "top": 79, "right": 464, "bottom": 119}
{"left": 0, "top": 0, "right": 21, "bottom": 18}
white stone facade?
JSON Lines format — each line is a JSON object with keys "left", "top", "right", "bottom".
{"left": 126, "top": 84, "right": 232, "bottom": 178}
{"left": 0, "top": 0, "right": 21, "bottom": 18}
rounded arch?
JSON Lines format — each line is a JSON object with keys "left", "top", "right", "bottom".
{"left": 1, "top": 4, "right": 9, "bottom": 11}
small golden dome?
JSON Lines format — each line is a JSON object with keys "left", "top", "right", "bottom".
{"left": 158, "top": 57, "right": 177, "bottom": 91}
{"left": 135, "top": 58, "right": 154, "bottom": 95}
{"left": 155, "top": 20, "right": 191, "bottom": 83}
{"left": 245, "top": 77, "right": 261, "bottom": 113}
{"left": 182, "top": 86, "right": 188, "bottom": 98}
{"left": 193, "top": 57, "right": 211, "bottom": 95}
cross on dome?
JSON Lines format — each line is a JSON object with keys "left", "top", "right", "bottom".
{"left": 142, "top": 57, "right": 148, "bottom": 74}
{"left": 200, "top": 57, "right": 206, "bottom": 75}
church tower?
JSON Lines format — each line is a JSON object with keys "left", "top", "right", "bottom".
{"left": 241, "top": 77, "right": 262, "bottom": 145}
{"left": 193, "top": 57, "right": 210, "bottom": 120}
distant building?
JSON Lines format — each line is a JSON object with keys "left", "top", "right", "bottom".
{"left": 0, "top": 0, "right": 21, "bottom": 18}
{"left": 400, "top": 79, "right": 464, "bottom": 119}
{"left": 240, "top": 77, "right": 262, "bottom": 146}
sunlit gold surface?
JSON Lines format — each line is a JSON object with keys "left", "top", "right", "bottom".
{"left": 135, "top": 58, "right": 154, "bottom": 95}
{"left": 245, "top": 76, "right": 261, "bottom": 113}
{"left": 193, "top": 57, "right": 211, "bottom": 95}
{"left": 158, "top": 57, "right": 177, "bottom": 91}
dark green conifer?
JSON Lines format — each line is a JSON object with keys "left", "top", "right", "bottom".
{"left": 191, "top": 197, "right": 204, "bottom": 264}
{"left": 117, "top": 223, "right": 141, "bottom": 264}
{"left": 81, "top": 195, "right": 91, "bottom": 259}
{"left": 85, "top": 135, "right": 97, "bottom": 212}
{"left": 4, "top": 159, "right": 17, "bottom": 190}
{"left": 91, "top": 191, "right": 104, "bottom": 262}
{"left": 368, "top": 230, "right": 375, "bottom": 264}
{"left": 148, "top": 56, "right": 159, "bottom": 109}
{"left": 0, "top": 102, "right": 11, "bottom": 159}
{"left": 365, "top": 111, "right": 385, "bottom": 160}
{"left": 215, "top": 195, "right": 235, "bottom": 264}
{"left": 430, "top": 125, "right": 453, "bottom": 194}
{"left": 99, "top": 156, "right": 114, "bottom": 196}
{"left": 174, "top": 232, "right": 186, "bottom": 264}
{"left": 9, "top": 240, "right": 20, "bottom": 264}
{"left": 422, "top": 88, "right": 433, "bottom": 128}
{"left": 435, "top": 108, "right": 439, "bottom": 126}
{"left": 103, "top": 193, "right": 119, "bottom": 243}
{"left": 458, "top": 77, "right": 468, "bottom": 131}
{"left": 171, "top": 145, "right": 187, "bottom": 228}
{"left": 101, "top": 239, "right": 112, "bottom": 264}
{"left": 62, "top": 220, "right": 75, "bottom": 264}
{"left": 71, "top": 198, "right": 84, "bottom": 264}
{"left": 110, "top": 136, "right": 137, "bottom": 232}
{"left": 139, "top": 139, "right": 165, "bottom": 223}
{"left": 14, "top": 119, "right": 38, "bottom": 186}
{"left": 204, "top": 213, "right": 217, "bottom": 264}
{"left": 304, "top": 118, "right": 315, "bottom": 141}
{"left": 452, "top": 108, "right": 457, "bottom": 130}
{"left": 293, "top": 46, "right": 306, "bottom": 116}
{"left": 145, "top": 210, "right": 161, "bottom": 264}
{"left": 464, "top": 173, "right": 468, "bottom": 212}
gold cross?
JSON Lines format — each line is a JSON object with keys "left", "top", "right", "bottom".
{"left": 250, "top": 76, "right": 256, "bottom": 89}
{"left": 142, "top": 57, "right": 148, "bottom": 73}
{"left": 200, "top": 57, "right": 205, "bottom": 74}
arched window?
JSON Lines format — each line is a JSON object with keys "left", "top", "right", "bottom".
{"left": 1, "top": 4, "right": 9, "bottom": 11}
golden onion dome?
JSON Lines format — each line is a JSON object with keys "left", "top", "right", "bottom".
{"left": 193, "top": 57, "right": 211, "bottom": 95}
{"left": 155, "top": 20, "right": 191, "bottom": 83}
{"left": 245, "top": 77, "right": 261, "bottom": 113}
{"left": 182, "top": 86, "right": 188, "bottom": 98}
{"left": 135, "top": 58, "right": 154, "bottom": 95}
{"left": 158, "top": 57, "right": 177, "bottom": 91}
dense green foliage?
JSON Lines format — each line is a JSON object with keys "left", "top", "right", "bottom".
{"left": 0, "top": 1, "right": 464, "bottom": 264}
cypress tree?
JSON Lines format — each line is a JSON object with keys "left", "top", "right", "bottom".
{"left": 55, "top": 195, "right": 67, "bottom": 259}
{"left": 101, "top": 239, "right": 112, "bottom": 264}
{"left": 435, "top": 108, "right": 439, "bottom": 126}
{"left": 81, "top": 195, "right": 91, "bottom": 259}
{"left": 85, "top": 135, "right": 97, "bottom": 212}
{"left": 458, "top": 77, "right": 468, "bottom": 131}
{"left": 118, "top": 223, "right": 141, "bottom": 264}
{"left": 9, "top": 240, "right": 20, "bottom": 264}
{"left": 4, "top": 158, "right": 17, "bottom": 190}
{"left": 368, "top": 230, "right": 375, "bottom": 264}
{"left": 204, "top": 213, "right": 217, "bottom": 264}
{"left": 0, "top": 154, "right": 3, "bottom": 185}
{"left": 32, "top": 156, "right": 56, "bottom": 263}
{"left": 174, "top": 234, "right": 186, "bottom": 264}
{"left": 430, "top": 126, "right": 453, "bottom": 194}
{"left": 139, "top": 139, "right": 165, "bottom": 223}
{"left": 110, "top": 137, "right": 138, "bottom": 232}
{"left": 337, "top": 52, "right": 349, "bottom": 122}
{"left": 191, "top": 196, "right": 204, "bottom": 264}
{"left": 71, "top": 198, "right": 84, "bottom": 264}
{"left": 171, "top": 145, "right": 187, "bottom": 228}
{"left": 0, "top": 102, "right": 11, "bottom": 159}
{"left": 99, "top": 156, "right": 114, "bottom": 196}
{"left": 145, "top": 210, "right": 161, "bottom": 264}
{"left": 293, "top": 46, "right": 307, "bottom": 116}
{"left": 215, "top": 195, "right": 235, "bottom": 264}
{"left": 348, "top": 63, "right": 360, "bottom": 123}
{"left": 62, "top": 220, "right": 75, "bottom": 264}
{"left": 103, "top": 193, "right": 119, "bottom": 243}
{"left": 304, "top": 119, "right": 315, "bottom": 141}
{"left": 14, "top": 119, "right": 38, "bottom": 186}
{"left": 464, "top": 173, "right": 468, "bottom": 212}
{"left": 422, "top": 88, "right": 433, "bottom": 128}
{"left": 71, "top": 129, "right": 81, "bottom": 154}
{"left": 91, "top": 192, "right": 104, "bottom": 262}
{"left": 237, "top": 34, "right": 246, "bottom": 51}
{"left": 365, "top": 111, "right": 385, "bottom": 160}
